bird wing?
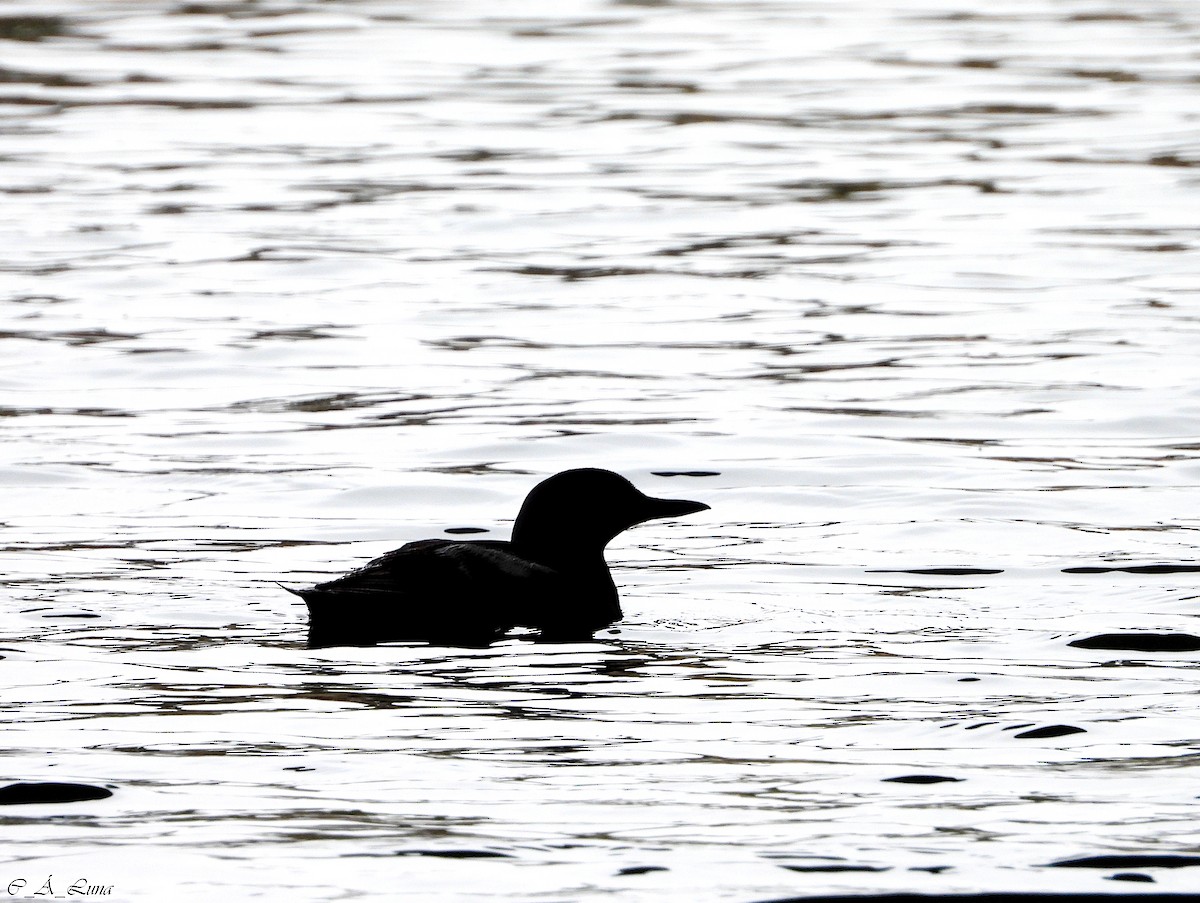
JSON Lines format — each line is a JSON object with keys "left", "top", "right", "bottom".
{"left": 300, "top": 540, "right": 559, "bottom": 646}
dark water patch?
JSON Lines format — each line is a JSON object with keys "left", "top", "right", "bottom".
{"left": 633, "top": 187, "right": 786, "bottom": 204}
{"left": 1081, "top": 523, "right": 1189, "bottom": 533}
{"left": 271, "top": 392, "right": 393, "bottom": 413}
{"left": 778, "top": 405, "right": 919, "bottom": 418}
{"left": 654, "top": 231, "right": 818, "bottom": 256}
{"left": 0, "top": 15, "right": 70, "bottom": 41}
{"left": 430, "top": 336, "right": 546, "bottom": 352}
{"left": 1066, "top": 12, "right": 1149, "bottom": 22}
{"left": 1132, "top": 243, "right": 1190, "bottom": 253}
{"left": 246, "top": 326, "right": 346, "bottom": 342}
{"left": 303, "top": 180, "right": 465, "bottom": 205}
{"left": 8, "top": 294, "right": 70, "bottom": 304}
{"left": 0, "top": 782, "right": 112, "bottom": 805}
{"left": 0, "top": 406, "right": 134, "bottom": 418}
{"left": 509, "top": 414, "right": 697, "bottom": 428}
{"left": 513, "top": 366, "right": 661, "bottom": 383}
{"left": 101, "top": 40, "right": 238, "bottom": 53}
{"left": 1047, "top": 226, "right": 1197, "bottom": 237}
{"left": 876, "top": 55, "right": 1000, "bottom": 70}
{"left": 445, "top": 527, "right": 489, "bottom": 535}
{"left": 40, "top": 612, "right": 101, "bottom": 619}
{"left": 1042, "top": 153, "right": 1198, "bottom": 168}
{"left": 54, "top": 95, "right": 257, "bottom": 110}
{"left": 1012, "top": 725, "right": 1085, "bottom": 740}
{"left": 149, "top": 181, "right": 201, "bottom": 193}
{"left": 495, "top": 264, "right": 773, "bottom": 281}
{"left": 615, "top": 78, "right": 698, "bottom": 93}
{"left": 223, "top": 391, "right": 430, "bottom": 414}
{"left": 616, "top": 866, "right": 668, "bottom": 875}
{"left": 0, "top": 66, "right": 91, "bottom": 87}
{"left": 883, "top": 775, "right": 963, "bottom": 784}
{"left": 1063, "top": 564, "right": 1200, "bottom": 574}
{"left": 435, "top": 335, "right": 797, "bottom": 357}
{"left": 422, "top": 463, "right": 532, "bottom": 477}
{"left": 906, "top": 436, "right": 1004, "bottom": 448}
{"left": 231, "top": 247, "right": 328, "bottom": 263}
{"left": 0, "top": 95, "right": 57, "bottom": 113}
{"left": 250, "top": 25, "right": 365, "bottom": 40}
{"left": 651, "top": 471, "right": 720, "bottom": 478}
{"left": 109, "top": 162, "right": 195, "bottom": 174}
{"left": 330, "top": 92, "right": 437, "bottom": 107}
{"left": 778, "top": 864, "right": 890, "bottom": 873}
{"left": 508, "top": 18, "right": 636, "bottom": 38}
{"left": 776, "top": 178, "right": 1001, "bottom": 201}
{"left": 393, "top": 849, "right": 513, "bottom": 859}
{"left": 1063, "top": 68, "right": 1141, "bottom": 82}
{"left": 954, "top": 103, "right": 1101, "bottom": 117}
{"left": 0, "top": 328, "right": 140, "bottom": 346}
{"left": 436, "top": 148, "right": 531, "bottom": 163}
{"left": 1109, "top": 873, "right": 1154, "bottom": 882}
{"left": 760, "top": 358, "right": 902, "bottom": 381}
{"left": 1070, "top": 633, "right": 1200, "bottom": 653}
{"left": 871, "top": 568, "right": 1003, "bottom": 576}
{"left": 988, "top": 453, "right": 1150, "bottom": 472}
{"left": 172, "top": 2, "right": 282, "bottom": 16}
{"left": 1149, "top": 154, "right": 1199, "bottom": 168}
{"left": 601, "top": 104, "right": 1103, "bottom": 131}
{"left": 1050, "top": 854, "right": 1200, "bottom": 869}
{"left": 104, "top": 739, "right": 328, "bottom": 756}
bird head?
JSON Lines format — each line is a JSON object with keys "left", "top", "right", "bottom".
{"left": 511, "top": 468, "right": 709, "bottom": 563}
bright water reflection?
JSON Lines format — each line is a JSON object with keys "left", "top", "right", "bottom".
{"left": 2, "top": 0, "right": 1199, "bottom": 899}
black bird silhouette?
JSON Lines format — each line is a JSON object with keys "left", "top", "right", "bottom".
{"left": 291, "top": 468, "right": 709, "bottom": 647}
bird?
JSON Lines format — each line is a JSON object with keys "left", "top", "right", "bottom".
{"left": 290, "top": 468, "right": 709, "bottom": 648}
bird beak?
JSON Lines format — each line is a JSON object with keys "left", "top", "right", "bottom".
{"left": 637, "top": 495, "right": 710, "bottom": 523}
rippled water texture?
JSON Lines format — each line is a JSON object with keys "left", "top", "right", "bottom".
{"left": 2, "top": 0, "right": 1199, "bottom": 899}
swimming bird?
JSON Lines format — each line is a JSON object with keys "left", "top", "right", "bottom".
{"left": 292, "top": 468, "right": 709, "bottom": 648}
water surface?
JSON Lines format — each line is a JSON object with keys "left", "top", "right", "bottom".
{"left": 2, "top": 0, "right": 1199, "bottom": 899}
